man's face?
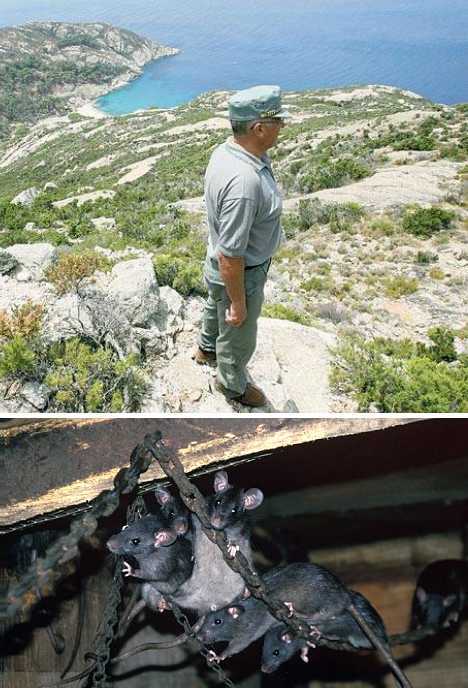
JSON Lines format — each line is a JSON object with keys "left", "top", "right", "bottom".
{"left": 252, "top": 118, "right": 285, "bottom": 149}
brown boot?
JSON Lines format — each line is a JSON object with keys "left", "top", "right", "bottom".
{"left": 193, "top": 347, "right": 217, "bottom": 364}
{"left": 216, "top": 381, "right": 266, "bottom": 407}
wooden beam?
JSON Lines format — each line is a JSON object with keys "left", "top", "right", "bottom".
{"left": 0, "top": 417, "right": 410, "bottom": 528}
{"left": 258, "top": 456, "right": 468, "bottom": 520}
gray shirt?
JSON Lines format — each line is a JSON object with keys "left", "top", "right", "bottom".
{"left": 204, "top": 137, "right": 283, "bottom": 284}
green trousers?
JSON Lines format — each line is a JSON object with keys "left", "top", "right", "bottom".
{"left": 199, "top": 262, "right": 269, "bottom": 395}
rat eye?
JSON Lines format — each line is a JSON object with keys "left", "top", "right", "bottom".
{"left": 231, "top": 507, "right": 237, "bottom": 514}
{"left": 131, "top": 538, "right": 140, "bottom": 545}
{"left": 215, "top": 499, "right": 222, "bottom": 507}
{"left": 273, "top": 649, "right": 280, "bottom": 656}
{"left": 214, "top": 618, "right": 222, "bottom": 625}
{"left": 168, "top": 510, "right": 175, "bottom": 518}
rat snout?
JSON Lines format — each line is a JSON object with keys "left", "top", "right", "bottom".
{"left": 107, "top": 536, "right": 119, "bottom": 552}
{"left": 261, "top": 664, "right": 275, "bottom": 674}
{"left": 210, "top": 515, "right": 223, "bottom": 529}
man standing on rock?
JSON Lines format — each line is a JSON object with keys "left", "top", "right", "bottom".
{"left": 195, "top": 85, "right": 288, "bottom": 407}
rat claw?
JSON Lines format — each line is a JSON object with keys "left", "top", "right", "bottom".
{"left": 227, "top": 542, "right": 240, "bottom": 558}
{"left": 309, "top": 626, "right": 321, "bottom": 647}
{"left": 284, "top": 601, "right": 294, "bottom": 617}
{"left": 157, "top": 597, "right": 169, "bottom": 612}
{"left": 207, "top": 650, "right": 221, "bottom": 664}
{"left": 122, "top": 562, "right": 134, "bottom": 577}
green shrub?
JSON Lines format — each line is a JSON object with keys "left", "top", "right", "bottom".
{"left": 402, "top": 206, "right": 455, "bottom": 238}
{"left": 301, "top": 157, "right": 370, "bottom": 192}
{"left": 415, "top": 250, "right": 438, "bottom": 264}
{"left": 383, "top": 275, "right": 419, "bottom": 298}
{"left": 286, "top": 199, "right": 364, "bottom": 232}
{"left": 153, "top": 254, "right": 205, "bottom": 296}
{"left": 301, "top": 275, "right": 334, "bottom": 293}
{"left": 0, "top": 335, "right": 37, "bottom": 379}
{"left": 417, "top": 326, "right": 457, "bottom": 363}
{"left": 262, "top": 303, "right": 310, "bottom": 326}
{"left": 331, "top": 329, "right": 468, "bottom": 412}
{"left": 45, "top": 339, "right": 147, "bottom": 412}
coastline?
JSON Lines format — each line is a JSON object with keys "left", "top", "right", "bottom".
{"left": 72, "top": 46, "right": 180, "bottom": 119}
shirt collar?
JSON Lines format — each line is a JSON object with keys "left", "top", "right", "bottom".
{"left": 225, "top": 137, "right": 270, "bottom": 173}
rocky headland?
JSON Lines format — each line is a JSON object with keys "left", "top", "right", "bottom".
{"left": 0, "top": 21, "right": 178, "bottom": 136}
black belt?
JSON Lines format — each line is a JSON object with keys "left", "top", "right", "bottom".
{"left": 245, "top": 258, "right": 271, "bottom": 271}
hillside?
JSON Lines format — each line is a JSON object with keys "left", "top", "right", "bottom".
{"left": 0, "top": 37, "right": 466, "bottom": 413}
{"left": 0, "top": 21, "right": 178, "bottom": 137}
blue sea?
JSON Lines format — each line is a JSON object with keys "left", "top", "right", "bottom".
{"left": 1, "top": 0, "right": 467, "bottom": 114}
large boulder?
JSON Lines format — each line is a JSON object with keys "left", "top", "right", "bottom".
{"left": 107, "top": 257, "right": 160, "bottom": 327}
{"left": 11, "top": 187, "right": 40, "bottom": 206}
{"left": 5, "top": 243, "right": 57, "bottom": 281}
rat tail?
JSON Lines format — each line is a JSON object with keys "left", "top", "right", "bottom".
{"left": 348, "top": 603, "right": 413, "bottom": 688}
{"left": 111, "top": 615, "right": 206, "bottom": 662}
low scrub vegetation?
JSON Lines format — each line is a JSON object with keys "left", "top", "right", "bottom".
{"left": 402, "top": 206, "right": 456, "bottom": 238}
{"left": 332, "top": 327, "right": 467, "bottom": 412}
{"left": 0, "top": 301, "right": 147, "bottom": 411}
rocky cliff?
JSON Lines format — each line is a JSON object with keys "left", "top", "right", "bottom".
{"left": 0, "top": 21, "right": 178, "bottom": 135}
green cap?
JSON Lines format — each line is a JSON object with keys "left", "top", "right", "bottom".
{"left": 228, "top": 85, "right": 290, "bottom": 122}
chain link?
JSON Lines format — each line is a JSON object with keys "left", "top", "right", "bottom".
{"left": 5, "top": 431, "right": 162, "bottom": 624}
{"left": 3, "top": 431, "right": 441, "bottom": 688}
{"left": 169, "top": 601, "right": 236, "bottom": 688}
{"left": 144, "top": 437, "right": 315, "bottom": 645}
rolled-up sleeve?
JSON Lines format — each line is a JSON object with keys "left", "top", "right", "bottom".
{"left": 216, "top": 197, "right": 257, "bottom": 257}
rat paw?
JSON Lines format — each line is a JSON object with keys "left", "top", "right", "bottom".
{"left": 207, "top": 650, "right": 222, "bottom": 664}
{"left": 300, "top": 646, "right": 310, "bottom": 663}
{"left": 308, "top": 625, "right": 321, "bottom": 642}
{"left": 157, "top": 598, "right": 170, "bottom": 612}
{"left": 122, "top": 562, "right": 134, "bottom": 577}
{"left": 227, "top": 542, "right": 240, "bottom": 558}
{"left": 284, "top": 601, "right": 295, "bottom": 617}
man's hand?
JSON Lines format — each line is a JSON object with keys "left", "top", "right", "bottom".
{"left": 226, "top": 302, "right": 247, "bottom": 327}
{"left": 218, "top": 253, "right": 247, "bottom": 327}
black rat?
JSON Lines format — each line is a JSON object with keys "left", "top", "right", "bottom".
{"left": 166, "top": 470, "right": 264, "bottom": 616}
{"left": 261, "top": 589, "right": 389, "bottom": 672}
{"left": 197, "top": 562, "right": 412, "bottom": 688}
{"left": 411, "top": 559, "right": 468, "bottom": 630}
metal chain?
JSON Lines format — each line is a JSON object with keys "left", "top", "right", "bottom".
{"left": 86, "top": 493, "right": 149, "bottom": 687}
{"left": 169, "top": 601, "right": 236, "bottom": 688}
{"left": 144, "top": 436, "right": 315, "bottom": 644}
{"left": 89, "top": 563, "right": 124, "bottom": 688}
{"left": 5, "top": 431, "right": 162, "bottom": 623}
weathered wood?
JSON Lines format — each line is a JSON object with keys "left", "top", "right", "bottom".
{"left": 258, "top": 456, "right": 468, "bottom": 520}
{"left": 0, "top": 417, "right": 411, "bottom": 528}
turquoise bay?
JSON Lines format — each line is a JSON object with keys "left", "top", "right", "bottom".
{"left": 1, "top": 0, "right": 467, "bottom": 114}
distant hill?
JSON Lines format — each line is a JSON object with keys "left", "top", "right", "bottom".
{"left": 0, "top": 21, "right": 178, "bottom": 137}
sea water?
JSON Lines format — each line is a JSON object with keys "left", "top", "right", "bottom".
{"left": 1, "top": 0, "right": 467, "bottom": 113}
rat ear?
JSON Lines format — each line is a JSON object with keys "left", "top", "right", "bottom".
{"left": 214, "top": 470, "right": 230, "bottom": 493}
{"left": 154, "top": 487, "right": 171, "bottom": 505}
{"left": 227, "top": 606, "right": 244, "bottom": 619}
{"left": 243, "top": 488, "right": 264, "bottom": 511}
{"left": 174, "top": 517, "right": 188, "bottom": 535}
{"left": 443, "top": 594, "right": 457, "bottom": 608}
{"left": 154, "top": 529, "right": 176, "bottom": 548}
{"left": 281, "top": 632, "right": 293, "bottom": 644}
{"left": 416, "top": 587, "right": 427, "bottom": 605}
